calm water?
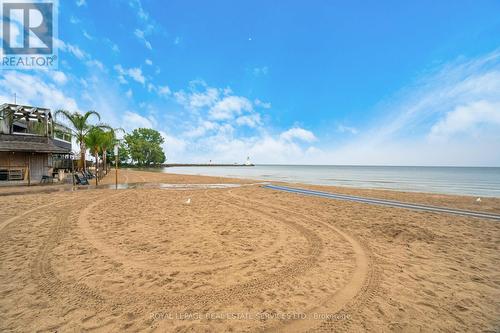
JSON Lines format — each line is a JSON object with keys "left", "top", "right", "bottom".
{"left": 157, "top": 165, "right": 500, "bottom": 197}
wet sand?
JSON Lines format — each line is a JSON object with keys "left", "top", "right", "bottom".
{"left": 0, "top": 169, "right": 499, "bottom": 332}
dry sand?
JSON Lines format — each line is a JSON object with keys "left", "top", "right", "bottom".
{"left": 0, "top": 169, "right": 499, "bottom": 332}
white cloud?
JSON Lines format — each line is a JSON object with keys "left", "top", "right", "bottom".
{"left": 145, "top": 59, "right": 153, "bottom": 66}
{"left": 102, "top": 38, "right": 120, "bottom": 53}
{"left": 70, "top": 16, "right": 80, "bottom": 24}
{"left": 126, "top": 89, "right": 133, "bottom": 98}
{"left": 127, "top": 0, "right": 162, "bottom": 52}
{"left": 172, "top": 128, "right": 321, "bottom": 164}
{"left": 141, "top": 83, "right": 170, "bottom": 97}
{"left": 117, "top": 76, "right": 127, "bottom": 84}
{"left": 55, "top": 39, "right": 88, "bottom": 60}
{"left": 134, "top": 29, "right": 152, "bottom": 50}
{"left": 166, "top": 82, "right": 300, "bottom": 162}
{"left": 429, "top": 101, "right": 500, "bottom": 140}
{"left": 52, "top": 71, "right": 68, "bottom": 85}
{"left": 129, "top": 0, "right": 151, "bottom": 23}
{"left": 86, "top": 59, "right": 105, "bottom": 71}
{"left": 184, "top": 121, "right": 218, "bottom": 138}
{"left": 76, "top": 0, "right": 86, "bottom": 7}
{"left": 312, "top": 49, "right": 500, "bottom": 166}
{"left": 83, "top": 30, "right": 93, "bottom": 40}
{"left": 366, "top": 52, "right": 500, "bottom": 143}
{"left": 122, "top": 111, "right": 154, "bottom": 130}
{"left": 253, "top": 66, "right": 269, "bottom": 76}
{"left": 114, "top": 65, "right": 127, "bottom": 84}
{"left": 337, "top": 124, "right": 358, "bottom": 135}
{"left": 114, "top": 65, "right": 145, "bottom": 85}
{"left": 159, "top": 131, "right": 187, "bottom": 161}
{"left": 158, "top": 85, "right": 171, "bottom": 96}
{"left": 55, "top": 38, "right": 106, "bottom": 73}
{"left": 128, "top": 68, "right": 145, "bottom": 84}
{"left": 0, "top": 72, "right": 78, "bottom": 111}
{"left": 209, "top": 96, "right": 253, "bottom": 120}
{"left": 254, "top": 99, "right": 271, "bottom": 109}
{"left": 175, "top": 86, "right": 220, "bottom": 110}
{"left": 280, "top": 127, "right": 317, "bottom": 142}
{"left": 247, "top": 136, "right": 315, "bottom": 164}
{"left": 78, "top": 74, "right": 136, "bottom": 131}
{"left": 236, "top": 113, "right": 261, "bottom": 127}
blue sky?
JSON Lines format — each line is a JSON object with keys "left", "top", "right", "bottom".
{"left": 1, "top": 0, "right": 500, "bottom": 165}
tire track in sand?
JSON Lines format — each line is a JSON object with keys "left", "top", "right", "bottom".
{"left": 77, "top": 191, "right": 292, "bottom": 273}
{"left": 0, "top": 193, "right": 114, "bottom": 314}
{"left": 14, "top": 188, "right": 323, "bottom": 319}
{"left": 0, "top": 196, "right": 72, "bottom": 233}
{"left": 148, "top": 189, "right": 324, "bottom": 310}
{"left": 225, "top": 188, "right": 380, "bottom": 333}
{"left": 29, "top": 196, "right": 110, "bottom": 308}
{"left": 21, "top": 185, "right": 376, "bottom": 332}
{"left": 74, "top": 189, "right": 325, "bottom": 312}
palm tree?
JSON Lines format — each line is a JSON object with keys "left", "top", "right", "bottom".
{"left": 100, "top": 128, "right": 123, "bottom": 175}
{"left": 84, "top": 128, "right": 107, "bottom": 186}
{"left": 54, "top": 110, "right": 110, "bottom": 171}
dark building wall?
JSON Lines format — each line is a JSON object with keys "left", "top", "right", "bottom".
{"left": 53, "top": 138, "right": 72, "bottom": 150}
{"left": 0, "top": 152, "right": 50, "bottom": 182}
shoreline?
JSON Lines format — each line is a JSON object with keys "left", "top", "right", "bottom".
{"left": 138, "top": 165, "right": 500, "bottom": 198}
{"left": 118, "top": 168, "right": 500, "bottom": 214}
{"left": 1, "top": 168, "right": 499, "bottom": 214}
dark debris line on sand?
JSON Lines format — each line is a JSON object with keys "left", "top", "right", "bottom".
{"left": 263, "top": 184, "right": 500, "bottom": 221}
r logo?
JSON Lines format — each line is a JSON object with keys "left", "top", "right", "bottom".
{"left": 2, "top": 2, "right": 53, "bottom": 55}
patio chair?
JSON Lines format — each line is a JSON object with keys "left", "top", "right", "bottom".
{"left": 40, "top": 175, "right": 53, "bottom": 184}
{"left": 74, "top": 173, "right": 89, "bottom": 185}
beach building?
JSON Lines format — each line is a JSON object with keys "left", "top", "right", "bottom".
{"left": 0, "top": 103, "right": 73, "bottom": 185}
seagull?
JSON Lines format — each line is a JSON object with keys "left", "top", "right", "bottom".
{"left": 185, "top": 198, "right": 191, "bottom": 205}
{"left": 476, "top": 198, "right": 481, "bottom": 202}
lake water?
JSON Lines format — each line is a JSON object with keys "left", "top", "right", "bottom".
{"left": 157, "top": 165, "right": 500, "bottom": 197}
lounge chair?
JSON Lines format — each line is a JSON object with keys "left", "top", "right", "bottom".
{"left": 80, "top": 172, "right": 91, "bottom": 183}
{"left": 86, "top": 170, "right": 95, "bottom": 179}
{"left": 40, "top": 175, "right": 53, "bottom": 184}
{"left": 74, "top": 173, "right": 89, "bottom": 185}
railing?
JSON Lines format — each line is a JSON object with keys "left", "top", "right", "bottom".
{"left": 53, "top": 159, "right": 73, "bottom": 170}
{"left": 0, "top": 166, "right": 27, "bottom": 181}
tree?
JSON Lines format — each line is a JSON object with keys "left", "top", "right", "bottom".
{"left": 84, "top": 128, "right": 107, "bottom": 186}
{"left": 54, "top": 110, "right": 110, "bottom": 171}
{"left": 118, "top": 141, "right": 130, "bottom": 165}
{"left": 100, "top": 128, "right": 123, "bottom": 174}
{"left": 124, "top": 128, "right": 166, "bottom": 166}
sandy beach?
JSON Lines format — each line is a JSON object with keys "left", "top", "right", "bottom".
{"left": 0, "top": 169, "right": 499, "bottom": 332}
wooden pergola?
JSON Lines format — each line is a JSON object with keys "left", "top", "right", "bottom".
{"left": 0, "top": 103, "right": 54, "bottom": 137}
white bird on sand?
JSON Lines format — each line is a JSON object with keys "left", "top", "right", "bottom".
{"left": 476, "top": 197, "right": 481, "bottom": 202}
{"left": 185, "top": 198, "right": 191, "bottom": 205}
